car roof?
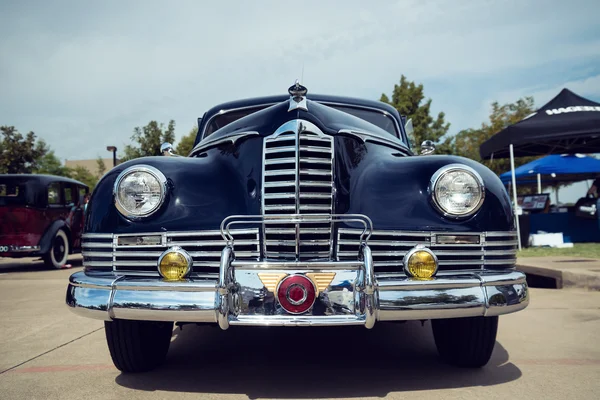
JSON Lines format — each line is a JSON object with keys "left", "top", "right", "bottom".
{"left": 0, "top": 174, "right": 88, "bottom": 188}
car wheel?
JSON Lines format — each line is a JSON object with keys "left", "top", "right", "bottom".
{"left": 104, "top": 319, "right": 173, "bottom": 373}
{"left": 431, "top": 316, "right": 498, "bottom": 368}
{"left": 43, "top": 229, "right": 69, "bottom": 269}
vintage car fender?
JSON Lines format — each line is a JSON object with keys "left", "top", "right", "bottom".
{"left": 38, "top": 219, "right": 71, "bottom": 254}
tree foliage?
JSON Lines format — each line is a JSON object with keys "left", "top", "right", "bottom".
{"left": 34, "top": 150, "right": 70, "bottom": 176}
{"left": 176, "top": 126, "right": 198, "bottom": 156}
{"left": 0, "top": 125, "right": 103, "bottom": 190}
{"left": 380, "top": 75, "right": 452, "bottom": 153}
{"left": 0, "top": 126, "right": 49, "bottom": 173}
{"left": 33, "top": 151, "right": 100, "bottom": 189}
{"left": 121, "top": 120, "right": 176, "bottom": 161}
{"left": 96, "top": 157, "right": 107, "bottom": 176}
{"left": 449, "top": 97, "right": 537, "bottom": 176}
{"left": 69, "top": 165, "right": 99, "bottom": 190}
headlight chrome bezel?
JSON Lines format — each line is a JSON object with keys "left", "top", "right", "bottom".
{"left": 113, "top": 165, "right": 168, "bottom": 220}
{"left": 429, "top": 164, "right": 485, "bottom": 219}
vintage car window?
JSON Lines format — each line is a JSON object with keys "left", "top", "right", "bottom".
{"left": 64, "top": 185, "right": 73, "bottom": 205}
{"left": 204, "top": 105, "right": 270, "bottom": 138}
{"left": 0, "top": 183, "right": 25, "bottom": 206}
{"left": 0, "top": 184, "right": 19, "bottom": 197}
{"left": 48, "top": 183, "right": 61, "bottom": 205}
{"left": 328, "top": 105, "right": 399, "bottom": 138}
{"left": 203, "top": 103, "right": 400, "bottom": 140}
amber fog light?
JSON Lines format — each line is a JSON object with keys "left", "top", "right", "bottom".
{"left": 158, "top": 247, "right": 192, "bottom": 281}
{"left": 404, "top": 246, "right": 438, "bottom": 279}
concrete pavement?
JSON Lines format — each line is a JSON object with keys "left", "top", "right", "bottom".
{"left": 0, "top": 257, "right": 599, "bottom": 399}
{"left": 517, "top": 256, "right": 600, "bottom": 290}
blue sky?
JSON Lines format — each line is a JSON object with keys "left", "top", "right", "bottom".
{"left": 1, "top": 0, "right": 599, "bottom": 201}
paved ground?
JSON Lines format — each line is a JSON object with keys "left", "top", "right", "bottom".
{"left": 1, "top": 256, "right": 600, "bottom": 399}
{"left": 517, "top": 256, "right": 600, "bottom": 290}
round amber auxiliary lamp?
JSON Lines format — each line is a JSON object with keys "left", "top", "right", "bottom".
{"left": 404, "top": 246, "right": 438, "bottom": 279}
{"left": 158, "top": 247, "right": 192, "bottom": 281}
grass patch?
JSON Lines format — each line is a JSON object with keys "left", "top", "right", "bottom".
{"left": 518, "top": 243, "right": 600, "bottom": 259}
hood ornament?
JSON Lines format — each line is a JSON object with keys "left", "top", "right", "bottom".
{"left": 288, "top": 79, "right": 308, "bottom": 112}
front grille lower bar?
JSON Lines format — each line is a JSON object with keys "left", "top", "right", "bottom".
{"left": 81, "top": 229, "right": 260, "bottom": 277}
{"left": 82, "top": 226, "right": 517, "bottom": 277}
{"left": 337, "top": 229, "right": 518, "bottom": 273}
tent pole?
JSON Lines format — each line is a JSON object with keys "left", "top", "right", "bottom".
{"left": 510, "top": 144, "right": 522, "bottom": 251}
{"left": 537, "top": 174, "right": 541, "bottom": 194}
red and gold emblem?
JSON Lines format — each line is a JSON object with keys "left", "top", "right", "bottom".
{"left": 257, "top": 272, "right": 336, "bottom": 314}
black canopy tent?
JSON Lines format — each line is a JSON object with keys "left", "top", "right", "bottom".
{"left": 479, "top": 88, "right": 600, "bottom": 249}
{"left": 480, "top": 89, "right": 600, "bottom": 159}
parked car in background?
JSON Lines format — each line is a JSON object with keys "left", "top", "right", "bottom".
{"left": 0, "top": 174, "right": 89, "bottom": 268}
{"left": 67, "top": 82, "right": 529, "bottom": 373}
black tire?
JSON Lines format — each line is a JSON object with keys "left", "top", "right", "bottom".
{"left": 431, "top": 316, "right": 498, "bottom": 368}
{"left": 104, "top": 319, "right": 173, "bottom": 373}
{"left": 43, "top": 229, "right": 69, "bottom": 269}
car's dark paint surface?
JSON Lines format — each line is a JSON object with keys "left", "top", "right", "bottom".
{"left": 0, "top": 174, "right": 88, "bottom": 258}
{"left": 85, "top": 97, "right": 513, "bottom": 235}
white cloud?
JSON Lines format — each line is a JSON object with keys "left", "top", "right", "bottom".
{"left": 528, "top": 75, "right": 600, "bottom": 106}
{"left": 1, "top": 0, "right": 599, "bottom": 160}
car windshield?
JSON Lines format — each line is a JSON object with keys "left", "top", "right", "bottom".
{"left": 203, "top": 103, "right": 401, "bottom": 139}
{"left": 0, "top": 181, "right": 27, "bottom": 206}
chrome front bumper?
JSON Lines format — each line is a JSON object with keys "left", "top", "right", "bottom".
{"left": 66, "top": 244, "right": 529, "bottom": 329}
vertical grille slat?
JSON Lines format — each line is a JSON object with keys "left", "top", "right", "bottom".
{"left": 262, "top": 124, "right": 335, "bottom": 260}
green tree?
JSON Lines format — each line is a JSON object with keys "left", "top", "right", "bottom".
{"left": 380, "top": 75, "right": 452, "bottom": 152}
{"left": 175, "top": 126, "right": 198, "bottom": 156}
{"left": 68, "top": 165, "right": 98, "bottom": 190}
{"left": 0, "top": 126, "right": 49, "bottom": 173}
{"left": 121, "top": 120, "right": 176, "bottom": 161}
{"left": 34, "top": 150, "right": 70, "bottom": 177}
{"left": 96, "top": 157, "right": 107, "bottom": 176}
{"left": 450, "top": 97, "right": 537, "bottom": 176}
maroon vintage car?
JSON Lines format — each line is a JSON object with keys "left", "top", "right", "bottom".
{"left": 0, "top": 174, "right": 89, "bottom": 268}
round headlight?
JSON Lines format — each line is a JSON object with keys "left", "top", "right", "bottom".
{"left": 114, "top": 165, "right": 167, "bottom": 219}
{"left": 429, "top": 164, "right": 484, "bottom": 218}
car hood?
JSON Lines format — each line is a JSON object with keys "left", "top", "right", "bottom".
{"left": 201, "top": 99, "right": 403, "bottom": 144}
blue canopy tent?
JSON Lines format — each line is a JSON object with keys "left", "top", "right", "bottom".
{"left": 499, "top": 154, "right": 600, "bottom": 186}
{"left": 479, "top": 89, "right": 600, "bottom": 249}
{"left": 499, "top": 154, "right": 600, "bottom": 244}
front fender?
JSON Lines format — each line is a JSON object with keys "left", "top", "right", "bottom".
{"left": 335, "top": 139, "right": 513, "bottom": 232}
{"left": 39, "top": 220, "right": 69, "bottom": 254}
{"left": 85, "top": 138, "right": 263, "bottom": 234}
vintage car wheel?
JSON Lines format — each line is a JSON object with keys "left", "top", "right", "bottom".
{"left": 104, "top": 319, "right": 173, "bottom": 373}
{"left": 431, "top": 316, "right": 498, "bottom": 368}
{"left": 43, "top": 230, "right": 69, "bottom": 269}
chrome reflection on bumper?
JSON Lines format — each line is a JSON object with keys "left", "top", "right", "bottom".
{"left": 66, "top": 261, "right": 529, "bottom": 327}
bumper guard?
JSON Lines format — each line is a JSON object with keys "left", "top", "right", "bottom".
{"left": 66, "top": 215, "right": 529, "bottom": 328}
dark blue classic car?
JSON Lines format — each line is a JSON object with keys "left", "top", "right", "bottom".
{"left": 66, "top": 82, "right": 528, "bottom": 372}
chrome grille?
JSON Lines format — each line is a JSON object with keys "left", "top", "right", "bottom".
{"left": 337, "top": 229, "right": 518, "bottom": 273}
{"left": 82, "top": 229, "right": 260, "bottom": 277}
{"left": 262, "top": 123, "right": 334, "bottom": 260}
